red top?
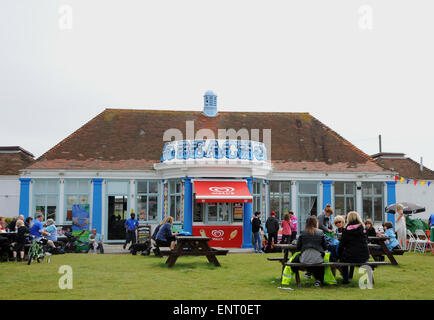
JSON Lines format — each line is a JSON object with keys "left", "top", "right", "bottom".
{"left": 282, "top": 220, "right": 292, "bottom": 235}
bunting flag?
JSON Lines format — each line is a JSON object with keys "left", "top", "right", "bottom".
{"left": 393, "top": 176, "right": 432, "bottom": 187}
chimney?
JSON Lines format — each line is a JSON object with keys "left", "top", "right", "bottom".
{"left": 420, "top": 156, "right": 423, "bottom": 172}
{"left": 203, "top": 90, "right": 218, "bottom": 117}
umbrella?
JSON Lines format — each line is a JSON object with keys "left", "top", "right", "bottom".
{"left": 385, "top": 202, "right": 426, "bottom": 214}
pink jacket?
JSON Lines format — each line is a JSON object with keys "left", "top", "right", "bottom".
{"left": 282, "top": 220, "right": 292, "bottom": 235}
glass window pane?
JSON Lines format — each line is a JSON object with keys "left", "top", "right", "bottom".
{"left": 79, "top": 195, "right": 89, "bottom": 205}
{"left": 148, "top": 196, "right": 158, "bottom": 221}
{"left": 373, "top": 183, "right": 383, "bottom": 196}
{"left": 35, "top": 195, "right": 45, "bottom": 206}
{"left": 34, "top": 181, "right": 46, "bottom": 194}
{"left": 194, "top": 202, "right": 204, "bottom": 222}
{"left": 170, "top": 195, "right": 176, "bottom": 218}
{"left": 363, "top": 198, "right": 373, "bottom": 221}
{"left": 233, "top": 203, "right": 243, "bottom": 222}
{"left": 47, "top": 206, "right": 56, "bottom": 221}
{"left": 345, "top": 183, "right": 355, "bottom": 195}
{"left": 270, "top": 181, "right": 279, "bottom": 193}
{"left": 362, "top": 183, "right": 372, "bottom": 196}
{"left": 46, "top": 180, "right": 58, "bottom": 194}
{"left": 218, "top": 203, "right": 230, "bottom": 222}
{"left": 65, "top": 180, "right": 77, "bottom": 194}
{"left": 281, "top": 182, "right": 290, "bottom": 194}
{"left": 208, "top": 204, "right": 217, "bottom": 222}
{"left": 299, "top": 183, "right": 317, "bottom": 195}
{"left": 175, "top": 195, "right": 181, "bottom": 221}
{"left": 137, "top": 196, "right": 147, "bottom": 221}
{"left": 346, "top": 196, "right": 355, "bottom": 213}
{"left": 137, "top": 181, "right": 148, "bottom": 194}
{"left": 149, "top": 181, "right": 159, "bottom": 194}
{"left": 176, "top": 182, "right": 181, "bottom": 194}
{"left": 270, "top": 196, "right": 280, "bottom": 217}
{"left": 334, "top": 182, "right": 345, "bottom": 195}
{"left": 335, "top": 197, "right": 345, "bottom": 215}
{"left": 374, "top": 197, "right": 383, "bottom": 222}
{"left": 78, "top": 180, "right": 89, "bottom": 194}
{"left": 47, "top": 195, "right": 58, "bottom": 206}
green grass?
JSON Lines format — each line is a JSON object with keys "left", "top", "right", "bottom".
{"left": 0, "top": 252, "right": 433, "bottom": 300}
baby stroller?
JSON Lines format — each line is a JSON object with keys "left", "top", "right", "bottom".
{"left": 262, "top": 234, "right": 281, "bottom": 253}
{"left": 130, "top": 225, "right": 152, "bottom": 256}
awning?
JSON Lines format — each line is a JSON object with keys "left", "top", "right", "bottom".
{"left": 193, "top": 180, "right": 253, "bottom": 203}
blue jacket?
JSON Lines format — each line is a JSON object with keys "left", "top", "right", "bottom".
{"left": 385, "top": 229, "right": 399, "bottom": 250}
{"left": 156, "top": 223, "right": 172, "bottom": 242}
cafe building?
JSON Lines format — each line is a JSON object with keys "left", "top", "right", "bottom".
{"left": 18, "top": 91, "right": 395, "bottom": 248}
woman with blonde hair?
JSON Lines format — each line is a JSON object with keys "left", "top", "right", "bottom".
{"left": 395, "top": 204, "right": 407, "bottom": 250}
{"left": 337, "top": 211, "right": 369, "bottom": 284}
{"left": 155, "top": 216, "right": 178, "bottom": 250}
{"left": 333, "top": 215, "right": 345, "bottom": 236}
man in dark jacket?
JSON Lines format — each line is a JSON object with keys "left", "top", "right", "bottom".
{"left": 251, "top": 212, "right": 263, "bottom": 253}
{"left": 265, "top": 211, "right": 279, "bottom": 252}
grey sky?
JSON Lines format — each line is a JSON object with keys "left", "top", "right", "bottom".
{"left": 1, "top": 0, "right": 433, "bottom": 171}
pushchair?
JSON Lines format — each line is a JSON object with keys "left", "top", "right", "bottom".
{"left": 63, "top": 231, "right": 88, "bottom": 253}
{"left": 261, "top": 233, "right": 282, "bottom": 253}
{"left": 130, "top": 225, "right": 152, "bottom": 256}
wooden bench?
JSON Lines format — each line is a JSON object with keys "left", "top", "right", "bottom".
{"left": 160, "top": 236, "right": 229, "bottom": 267}
{"left": 284, "top": 261, "right": 391, "bottom": 286}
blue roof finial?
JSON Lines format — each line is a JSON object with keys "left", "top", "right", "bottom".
{"left": 203, "top": 90, "right": 217, "bottom": 117}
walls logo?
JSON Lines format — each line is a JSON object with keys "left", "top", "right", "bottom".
{"left": 211, "top": 230, "right": 225, "bottom": 240}
{"left": 209, "top": 187, "right": 235, "bottom": 194}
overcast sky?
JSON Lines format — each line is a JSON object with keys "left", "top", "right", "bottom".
{"left": 1, "top": 0, "right": 433, "bottom": 171}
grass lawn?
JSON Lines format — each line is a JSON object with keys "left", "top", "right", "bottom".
{"left": 0, "top": 251, "right": 433, "bottom": 300}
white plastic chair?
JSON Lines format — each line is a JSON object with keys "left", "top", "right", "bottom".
{"left": 414, "top": 230, "right": 432, "bottom": 254}
{"left": 406, "top": 230, "right": 417, "bottom": 251}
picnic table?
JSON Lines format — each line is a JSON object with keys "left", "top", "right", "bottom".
{"left": 367, "top": 236, "right": 406, "bottom": 266}
{"left": 267, "top": 243, "right": 297, "bottom": 274}
{"left": 159, "top": 236, "right": 229, "bottom": 268}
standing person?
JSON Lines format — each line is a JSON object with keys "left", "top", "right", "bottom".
{"left": 251, "top": 212, "right": 264, "bottom": 253}
{"left": 317, "top": 205, "right": 334, "bottom": 237}
{"left": 12, "top": 220, "right": 27, "bottom": 262}
{"left": 156, "top": 216, "right": 178, "bottom": 250}
{"left": 0, "top": 216, "right": 6, "bottom": 232}
{"left": 395, "top": 204, "right": 407, "bottom": 250}
{"left": 428, "top": 212, "right": 434, "bottom": 243}
{"left": 280, "top": 213, "right": 292, "bottom": 244}
{"left": 337, "top": 211, "right": 370, "bottom": 284}
{"left": 124, "top": 212, "right": 139, "bottom": 250}
{"left": 86, "top": 228, "right": 104, "bottom": 254}
{"left": 289, "top": 211, "right": 298, "bottom": 242}
{"left": 291, "top": 216, "right": 327, "bottom": 287}
{"left": 265, "top": 211, "right": 279, "bottom": 251}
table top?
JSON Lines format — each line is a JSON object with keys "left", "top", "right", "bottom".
{"left": 368, "top": 236, "right": 389, "bottom": 241}
{"left": 273, "top": 244, "right": 297, "bottom": 250}
{"left": 175, "top": 236, "right": 211, "bottom": 241}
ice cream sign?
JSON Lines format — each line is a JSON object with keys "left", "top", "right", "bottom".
{"left": 209, "top": 187, "right": 235, "bottom": 195}
{"left": 160, "top": 139, "right": 267, "bottom": 163}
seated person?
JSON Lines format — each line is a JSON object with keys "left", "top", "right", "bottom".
{"left": 29, "top": 213, "right": 55, "bottom": 249}
{"left": 338, "top": 211, "right": 370, "bottom": 284}
{"left": 45, "top": 219, "right": 58, "bottom": 248}
{"left": 333, "top": 215, "right": 346, "bottom": 237}
{"left": 155, "top": 216, "right": 178, "bottom": 250}
{"left": 381, "top": 222, "right": 400, "bottom": 251}
{"left": 364, "top": 219, "right": 377, "bottom": 237}
{"left": 292, "top": 215, "right": 327, "bottom": 287}
{"left": 86, "top": 228, "right": 104, "bottom": 254}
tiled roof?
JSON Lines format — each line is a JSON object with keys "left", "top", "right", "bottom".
{"left": 0, "top": 147, "right": 35, "bottom": 175}
{"left": 374, "top": 157, "right": 434, "bottom": 180}
{"left": 29, "top": 109, "right": 387, "bottom": 173}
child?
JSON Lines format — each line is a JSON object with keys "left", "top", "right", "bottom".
{"left": 12, "top": 220, "right": 27, "bottom": 262}
{"left": 382, "top": 222, "right": 400, "bottom": 251}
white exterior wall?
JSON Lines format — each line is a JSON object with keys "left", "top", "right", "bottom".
{"left": 0, "top": 176, "right": 20, "bottom": 218}
{"left": 396, "top": 184, "right": 434, "bottom": 220}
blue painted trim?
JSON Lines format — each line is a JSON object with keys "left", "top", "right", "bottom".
{"left": 242, "top": 177, "right": 254, "bottom": 248}
{"left": 182, "top": 177, "right": 193, "bottom": 233}
{"left": 322, "top": 180, "right": 333, "bottom": 210}
{"left": 386, "top": 181, "right": 396, "bottom": 228}
{"left": 19, "top": 178, "right": 31, "bottom": 218}
{"left": 92, "top": 178, "right": 104, "bottom": 234}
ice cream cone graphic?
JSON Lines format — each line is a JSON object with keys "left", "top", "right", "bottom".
{"left": 229, "top": 229, "right": 238, "bottom": 240}
{"left": 199, "top": 229, "right": 206, "bottom": 237}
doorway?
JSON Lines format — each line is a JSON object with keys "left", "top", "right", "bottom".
{"left": 107, "top": 195, "right": 128, "bottom": 241}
